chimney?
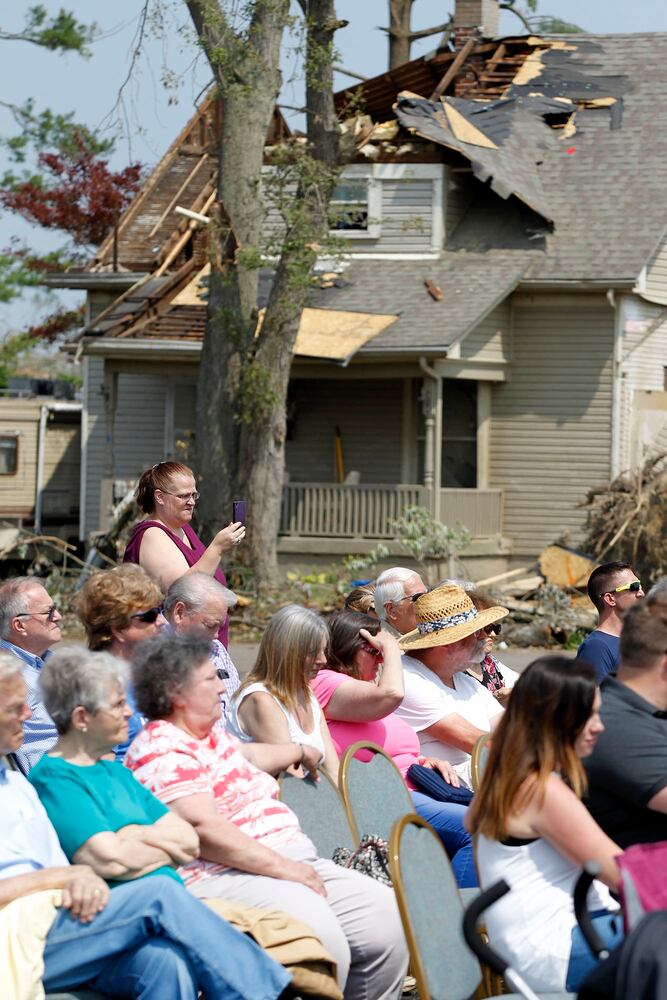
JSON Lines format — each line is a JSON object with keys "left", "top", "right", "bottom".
{"left": 453, "top": 0, "right": 499, "bottom": 42}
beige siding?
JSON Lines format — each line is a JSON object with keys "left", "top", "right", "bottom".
{"left": 42, "top": 419, "right": 81, "bottom": 520}
{"left": 83, "top": 356, "right": 107, "bottom": 536}
{"left": 617, "top": 295, "right": 667, "bottom": 471}
{"left": 644, "top": 238, "right": 667, "bottom": 305}
{"left": 489, "top": 304, "right": 613, "bottom": 555}
{"left": 461, "top": 301, "right": 511, "bottom": 362}
{"left": 0, "top": 403, "right": 39, "bottom": 515}
{"left": 286, "top": 379, "right": 403, "bottom": 483}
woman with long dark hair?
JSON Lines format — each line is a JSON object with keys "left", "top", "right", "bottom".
{"left": 310, "top": 610, "right": 477, "bottom": 888}
{"left": 466, "top": 655, "right": 623, "bottom": 993}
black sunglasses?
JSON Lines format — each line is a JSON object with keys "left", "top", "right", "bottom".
{"left": 484, "top": 623, "right": 502, "bottom": 636}
{"left": 130, "top": 606, "right": 164, "bottom": 624}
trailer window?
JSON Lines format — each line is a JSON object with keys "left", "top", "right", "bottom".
{"left": 0, "top": 436, "right": 18, "bottom": 475}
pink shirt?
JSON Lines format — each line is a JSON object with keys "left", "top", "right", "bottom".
{"left": 311, "top": 669, "right": 420, "bottom": 787}
{"left": 125, "top": 720, "right": 301, "bottom": 886}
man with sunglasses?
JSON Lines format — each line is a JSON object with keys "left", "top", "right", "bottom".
{"left": 0, "top": 576, "right": 62, "bottom": 771}
{"left": 577, "top": 562, "right": 644, "bottom": 683}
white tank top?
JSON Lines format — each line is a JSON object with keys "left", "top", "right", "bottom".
{"left": 476, "top": 833, "right": 617, "bottom": 991}
{"left": 226, "top": 682, "right": 326, "bottom": 758}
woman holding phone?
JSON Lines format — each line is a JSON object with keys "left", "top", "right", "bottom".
{"left": 123, "top": 461, "right": 244, "bottom": 646}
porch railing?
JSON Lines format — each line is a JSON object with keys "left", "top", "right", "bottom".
{"left": 279, "top": 483, "right": 503, "bottom": 539}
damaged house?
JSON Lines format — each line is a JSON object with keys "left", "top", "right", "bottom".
{"left": 54, "top": 0, "right": 667, "bottom": 575}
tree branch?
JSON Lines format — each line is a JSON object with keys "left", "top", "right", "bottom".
{"left": 499, "top": 2, "right": 532, "bottom": 33}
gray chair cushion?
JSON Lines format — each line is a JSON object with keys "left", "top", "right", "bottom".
{"left": 280, "top": 770, "right": 355, "bottom": 858}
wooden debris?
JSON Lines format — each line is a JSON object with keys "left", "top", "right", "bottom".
{"left": 538, "top": 544, "right": 596, "bottom": 589}
{"left": 424, "top": 279, "right": 444, "bottom": 301}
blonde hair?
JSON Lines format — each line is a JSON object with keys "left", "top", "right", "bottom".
{"left": 76, "top": 564, "right": 162, "bottom": 650}
{"left": 243, "top": 605, "right": 329, "bottom": 713}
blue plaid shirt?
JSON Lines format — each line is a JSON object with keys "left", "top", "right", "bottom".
{"left": 0, "top": 639, "right": 57, "bottom": 773}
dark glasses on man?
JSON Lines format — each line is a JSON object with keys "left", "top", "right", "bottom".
{"left": 16, "top": 604, "right": 59, "bottom": 623}
{"left": 606, "top": 580, "right": 642, "bottom": 595}
{"left": 130, "top": 606, "right": 163, "bottom": 624}
{"left": 484, "top": 623, "right": 502, "bottom": 636}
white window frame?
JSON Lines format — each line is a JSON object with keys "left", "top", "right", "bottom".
{"left": 329, "top": 165, "right": 382, "bottom": 240}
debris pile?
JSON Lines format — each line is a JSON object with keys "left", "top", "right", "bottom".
{"left": 478, "top": 543, "right": 598, "bottom": 647}
{"left": 581, "top": 452, "right": 667, "bottom": 588}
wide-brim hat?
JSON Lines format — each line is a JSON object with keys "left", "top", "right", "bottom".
{"left": 399, "top": 584, "right": 508, "bottom": 651}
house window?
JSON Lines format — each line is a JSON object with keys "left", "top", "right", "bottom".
{"left": 329, "top": 176, "right": 381, "bottom": 239}
{"left": 0, "top": 435, "right": 18, "bottom": 475}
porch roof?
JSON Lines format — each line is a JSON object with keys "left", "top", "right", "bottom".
{"left": 308, "top": 253, "right": 531, "bottom": 351}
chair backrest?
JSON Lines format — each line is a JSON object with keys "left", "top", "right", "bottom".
{"left": 389, "top": 815, "right": 482, "bottom": 1000}
{"left": 620, "top": 868, "right": 646, "bottom": 933}
{"left": 470, "top": 733, "right": 491, "bottom": 792}
{"left": 339, "top": 741, "right": 415, "bottom": 844}
{"left": 279, "top": 769, "right": 355, "bottom": 859}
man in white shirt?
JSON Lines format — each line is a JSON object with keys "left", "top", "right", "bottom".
{"left": 396, "top": 584, "right": 508, "bottom": 789}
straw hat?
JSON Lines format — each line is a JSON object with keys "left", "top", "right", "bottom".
{"left": 399, "top": 584, "right": 508, "bottom": 651}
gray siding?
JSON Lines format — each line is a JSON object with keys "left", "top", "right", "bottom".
{"left": 352, "top": 179, "right": 434, "bottom": 255}
{"left": 286, "top": 379, "right": 403, "bottom": 483}
{"left": 112, "top": 373, "right": 168, "bottom": 478}
{"left": 83, "top": 356, "right": 106, "bottom": 537}
{"left": 461, "top": 301, "right": 511, "bottom": 362}
{"left": 644, "top": 238, "right": 667, "bottom": 305}
{"left": 261, "top": 171, "right": 437, "bottom": 254}
{"left": 489, "top": 304, "right": 614, "bottom": 555}
{"left": 445, "top": 170, "right": 475, "bottom": 241}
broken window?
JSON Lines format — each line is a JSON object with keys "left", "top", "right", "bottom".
{"left": 329, "top": 174, "right": 381, "bottom": 239}
{"left": 0, "top": 435, "right": 18, "bottom": 475}
{"left": 330, "top": 180, "right": 369, "bottom": 231}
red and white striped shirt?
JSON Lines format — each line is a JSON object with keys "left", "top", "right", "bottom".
{"left": 125, "top": 720, "right": 301, "bottom": 886}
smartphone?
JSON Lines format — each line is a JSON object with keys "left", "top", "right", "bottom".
{"left": 232, "top": 500, "right": 247, "bottom": 526}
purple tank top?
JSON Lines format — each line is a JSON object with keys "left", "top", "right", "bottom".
{"left": 123, "top": 519, "right": 229, "bottom": 647}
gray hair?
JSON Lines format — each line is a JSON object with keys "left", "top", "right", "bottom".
{"left": 374, "top": 567, "right": 420, "bottom": 621}
{"left": 132, "top": 632, "right": 212, "bottom": 720}
{"left": 0, "top": 651, "right": 22, "bottom": 685}
{"left": 0, "top": 576, "right": 33, "bottom": 639}
{"left": 39, "top": 644, "right": 129, "bottom": 735}
{"left": 163, "top": 572, "right": 237, "bottom": 617}
{"left": 647, "top": 577, "right": 667, "bottom": 600}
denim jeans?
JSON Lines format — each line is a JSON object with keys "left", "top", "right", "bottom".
{"left": 42, "top": 874, "right": 290, "bottom": 1000}
{"left": 411, "top": 791, "right": 477, "bottom": 888}
{"left": 565, "top": 909, "right": 624, "bottom": 992}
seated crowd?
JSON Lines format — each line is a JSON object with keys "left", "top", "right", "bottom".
{"left": 0, "top": 462, "right": 665, "bottom": 998}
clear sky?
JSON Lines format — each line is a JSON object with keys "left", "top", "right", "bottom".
{"left": 2, "top": 0, "right": 667, "bottom": 335}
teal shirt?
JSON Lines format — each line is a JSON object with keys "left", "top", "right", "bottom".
{"left": 29, "top": 756, "right": 182, "bottom": 887}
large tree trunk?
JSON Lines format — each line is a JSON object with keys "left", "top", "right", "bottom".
{"left": 388, "top": 0, "right": 414, "bottom": 69}
{"left": 186, "top": 0, "right": 342, "bottom": 586}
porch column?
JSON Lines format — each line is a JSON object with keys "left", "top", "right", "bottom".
{"left": 419, "top": 361, "right": 442, "bottom": 519}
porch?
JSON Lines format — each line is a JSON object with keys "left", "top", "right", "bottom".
{"left": 278, "top": 482, "right": 504, "bottom": 540}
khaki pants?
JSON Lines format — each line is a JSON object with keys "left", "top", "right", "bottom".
{"left": 189, "top": 835, "right": 408, "bottom": 1000}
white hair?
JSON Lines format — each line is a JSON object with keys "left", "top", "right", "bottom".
{"left": 0, "top": 651, "right": 22, "bottom": 684}
{"left": 39, "top": 644, "right": 129, "bottom": 735}
{"left": 163, "top": 573, "right": 237, "bottom": 616}
{"left": 647, "top": 577, "right": 667, "bottom": 599}
{"left": 0, "top": 576, "right": 34, "bottom": 639}
{"left": 374, "top": 567, "right": 420, "bottom": 621}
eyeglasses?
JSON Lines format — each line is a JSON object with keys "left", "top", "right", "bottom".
{"left": 606, "top": 580, "right": 642, "bottom": 595}
{"left": 15, "top": 604, "right": 59, "bottom": 623}
{"left": 484, "top": 623, "right": 502, "bottom": 636}
{"left": 130, "top": 606, "right": 164, "bottom": 624}
{"left": 160, "top": 489, "right": 200, "bottom": 502}
{"left": 359, "top": 642, "right": 381, "bottom": 657}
